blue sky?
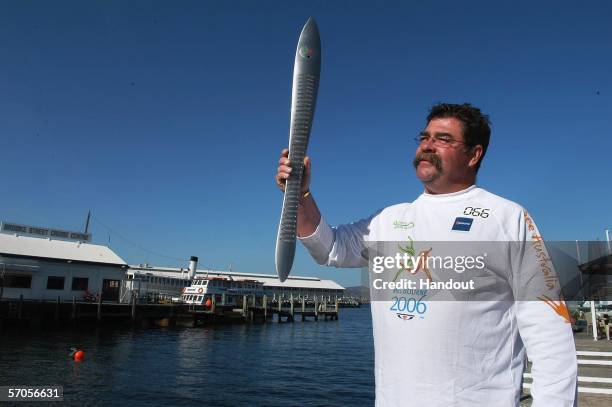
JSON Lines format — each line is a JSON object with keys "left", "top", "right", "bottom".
{"left": 1, "top": 1, "right": 610, "bottom": 287}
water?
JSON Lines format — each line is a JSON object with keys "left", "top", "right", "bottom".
{"left": 0, "top": 306, "right": 374, "bottom": 406}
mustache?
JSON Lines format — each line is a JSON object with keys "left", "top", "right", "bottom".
{"left": 413, "top": 153, "right": 443, "bottom": 171}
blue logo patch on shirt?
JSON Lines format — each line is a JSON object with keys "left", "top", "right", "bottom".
{"left": 452, "top": 217, "right": 473, "bottom": 232}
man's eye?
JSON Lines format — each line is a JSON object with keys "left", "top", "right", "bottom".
{"left": 437, "top": 137, "right": 452, "bottom": 143}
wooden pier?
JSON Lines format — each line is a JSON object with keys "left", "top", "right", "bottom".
{"left": 183, "top": 294, "right": 339, "bottom": 325}
{"left": 0, "top": 294, "right": 340, "bottom": 329}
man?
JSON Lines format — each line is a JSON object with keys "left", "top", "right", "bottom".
{"left": 275, "top": 103, "right": 577, "bottom": 406}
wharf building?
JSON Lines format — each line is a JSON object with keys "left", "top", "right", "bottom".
{"left": 0, "top": 222, "right": 127, "bottom": 302}
{"left": 1, "top": 221, "right": 344, "bottom": 304}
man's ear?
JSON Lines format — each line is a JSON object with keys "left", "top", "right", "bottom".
{"left": 468, "top": 145, "right": 483, "bottom": 169}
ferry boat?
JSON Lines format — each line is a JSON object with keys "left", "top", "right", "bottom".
{"left": 181, "top": 276, "right": 264, "bottom": 308}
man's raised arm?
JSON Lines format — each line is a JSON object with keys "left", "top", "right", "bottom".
{"left": 275, "top": 148, "right": 372, "bottom": 268}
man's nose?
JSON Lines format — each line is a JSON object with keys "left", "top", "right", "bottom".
{"left": 419, "top": 137, "right": 436, "bottom": 152}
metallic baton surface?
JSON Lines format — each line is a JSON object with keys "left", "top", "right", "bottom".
{"left": 275, "top": 17, "right": 321, "bottom": 282}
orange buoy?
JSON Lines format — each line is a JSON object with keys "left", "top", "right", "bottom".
{"left": 73, "top": 350, "right": 85, "bottom": 362}
{"left": 204, "top": 299, "right": 212, "bottom": 308}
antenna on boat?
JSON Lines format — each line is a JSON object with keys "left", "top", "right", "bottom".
{"left": 84, "top": 210, "right": 91, "bottom": 234}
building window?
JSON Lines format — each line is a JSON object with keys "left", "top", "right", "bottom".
{"left": 47, "top": 276, "right": 65, "bottom": 290}
{"left": 72, "top": 277, "right": 88, "bottom": 291}
{"left": 2, "top": 274, "right": 32, "bottom": 288}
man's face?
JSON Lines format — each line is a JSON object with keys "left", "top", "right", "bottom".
{"left": 413, "top": 117, "right": 475, "bottom": 188}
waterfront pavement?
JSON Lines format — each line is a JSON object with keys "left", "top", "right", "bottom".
{"left": 520, "top": 331, "right": 612, "bottom": 406}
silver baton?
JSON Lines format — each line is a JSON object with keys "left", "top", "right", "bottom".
{"left": 275, "top": 17, "right": 321, "bottom": 282}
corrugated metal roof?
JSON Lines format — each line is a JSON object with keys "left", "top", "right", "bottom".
{"left": 0, "top": 233, "right": 127, "bottom": 266}
{"left": 127, "top": 265, "right": 344, "bottom": 290}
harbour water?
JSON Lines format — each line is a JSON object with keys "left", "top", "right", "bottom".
{"left": 0, "top": 306, "right": 374, "bottom": 406}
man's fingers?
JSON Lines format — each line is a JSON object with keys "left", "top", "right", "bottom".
{"left": 276, "top": 149, "right": 312, "bottom": 194}
{"left": 275, "top": 174, "right": 287, "bottom": 190}
{"left": 280, "top": 148, "right": 289, "bottom": 163}
{"left": 276, "top": 149, "right": 291, "bottom": 192}
{"left": 278, "top": 165, "right": 292, "bottom": 174}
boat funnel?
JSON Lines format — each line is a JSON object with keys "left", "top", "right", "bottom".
{"left": 188, "top": 256, "right": 198, "bottom": 280}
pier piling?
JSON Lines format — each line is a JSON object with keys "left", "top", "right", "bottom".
{"left": 131, "top": 292, "right": 136, "bottom": 322}
{"left": 97, "top": 294, "right": 102, "bottom": 321}
{"left": 55, "top": 296, "right": 60, "bottom": 321}
{"left": 71, "top": 296, "right": 77, "bottom": 320}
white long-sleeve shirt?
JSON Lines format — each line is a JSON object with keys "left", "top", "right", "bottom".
{"left": 299, "top": 185, "right": 577, "bottom": 407}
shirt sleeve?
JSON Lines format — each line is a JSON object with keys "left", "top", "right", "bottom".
{"left": 298, "top": 212, "right": 378, "bottom": 268}
{"left": 512, "top": 210, "right": 578, "bottom": 407}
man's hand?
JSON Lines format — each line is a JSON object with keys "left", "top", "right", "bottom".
{"left": 275, "top": 148, "right": 320, "bottom": 237}
{"left": 275, "top": 148, "right": 311, "bottom": 195}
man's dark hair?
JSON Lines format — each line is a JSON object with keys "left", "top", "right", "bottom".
{"left": 427, "top": 103, "right": 491, "bottom": 172}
